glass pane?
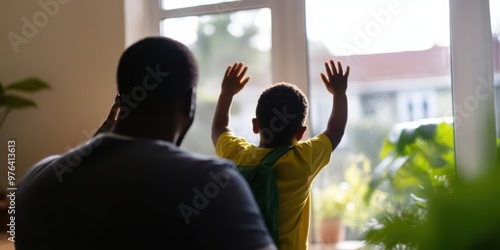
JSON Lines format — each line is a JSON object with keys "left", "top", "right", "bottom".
{"left": 306, "top": 0, "right": 453, "bottom": 243}
{"left": 162, "top": 0, "right": 240, "bottom": 10}
{"left": 491, "top": 0, "right": 500, "bottom": 138}
{"left": 161, "top": 8, "right": 272, "bottom": 155}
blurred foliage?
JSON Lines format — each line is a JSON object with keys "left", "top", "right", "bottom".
{"left": 364, "top": 206, "right": 425, "bottom": 250}
{"left": 314, "top": 155, "right": 390, "bottom": 233}
{"left": 362, "top": 119, "right": 500, "bottom": 250}
{"left": 0, "top": 78, "right": 50, "bottom": 128}
{"left": 365, "top": 119, "right": 456, "bottom": 208}
{"left": 364, "top": 161, "right": 500, "bottom": 250}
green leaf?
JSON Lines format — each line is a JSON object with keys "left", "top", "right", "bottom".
{"left": 365, "top": 155, "right": 410, "bottom": 203}
{"left": 410, "top": 193, "right": 428, "bottom": 209}
{"left": 396, "top": 129, "right": 416, "bottom": 155}
{"left": 5, "top": 78, "right": 50, "bottom": 92}
{"left": 393, "top": 166, "right": 432, "bottom": 195}
{"left": 434, "top": 122, "right": 454, "bottom": 148}
{"left": 414, "top": 123, "right": 437, "bottom": 141}
{"left": 368, "top": 155, "right": 395, "bottom": 189}
{"left": 379, "top": 138, "right": 395, "bottom": 159}
{"left": 388, "top": 155, "right": 411, "bottom": 177}
{"left": 0, "top": 95, "right": 36, "bottom": 108}
{"left": 364, "top": 208, "right": 425, "bottom": 249}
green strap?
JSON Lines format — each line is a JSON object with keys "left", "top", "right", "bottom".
{"left": 261, "top": 145, "right": 293, "bottom": 166}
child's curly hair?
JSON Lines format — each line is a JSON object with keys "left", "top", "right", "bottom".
{"left": 255, "top": 82, "right": 309, "bottom": 145}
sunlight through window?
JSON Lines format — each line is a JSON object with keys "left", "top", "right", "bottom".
{"left": 161, "top": 0, "right": 241, "bottom": 10}
{"left": 162, "top": 8, "right": 272, "bottom": 154}
{"left": 306, "top": 0, "right": 454, "bottom": 242}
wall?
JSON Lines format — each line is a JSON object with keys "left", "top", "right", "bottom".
{"left": 0, "top": 0, "right": 125, "bottom": 189}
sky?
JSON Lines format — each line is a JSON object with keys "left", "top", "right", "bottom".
{"left": 305, "top": 0, "right": 451, "bottom": 55}
{"left": 162, "top": 0, "right": 500, "bottom": 55}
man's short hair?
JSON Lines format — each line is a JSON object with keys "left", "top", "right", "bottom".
{"left": 255, "top": 82, "right": 309, "bottom": 145}
{"left": 116, "top": 37, "right": 198, "bottom": 112}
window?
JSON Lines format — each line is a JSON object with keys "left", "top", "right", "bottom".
{"left": 162, "top": 0, "right": 241, "bottom": 10}
{"left": 491, "top": 0, "right": 500, "bottom": 138}
{"left": 148, "top": 0, "right": 310, "bottom": 154}
{"left": 130, "top": 0, "right": 498, "bottom": 246}
{"left": 161, "top": 8, "right": 272, "bottom": 154}
{"left": 305, "top": 0, "right": 453, "bottom": 241}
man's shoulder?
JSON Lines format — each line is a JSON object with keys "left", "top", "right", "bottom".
{"left": 16, "top": 154, "right": 63, "bottom": 189}
{"left": 25, "top": 154, "right": 62, "bottom": 175}
{"left": 146, "top": 142, "right": 239, "bottom": 178}
{"left": 177, "top": 148, "right": 236, "bottom": 170}
{"left": 95, "top": 134, "right": 236, "bottom": 169}
{"left": 153, "top": 140, "right": 232, "bottom": 165}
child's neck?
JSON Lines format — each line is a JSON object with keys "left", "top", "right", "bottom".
{"left": 258, "top": 138, "right": 298, "bottom": 148}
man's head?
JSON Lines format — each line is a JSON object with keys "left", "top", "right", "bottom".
{"left": 115, "top": 37, "right": 198, "bottom": 145}
{"left": 253, "top": 82, "right": 309, "bottom": 146}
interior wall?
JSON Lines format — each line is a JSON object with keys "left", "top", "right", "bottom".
{"left": 0, "top": 0, "right": 125, "bottom": 189}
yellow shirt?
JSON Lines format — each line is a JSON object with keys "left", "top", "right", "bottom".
{"left": 216, "top": 132, "right": 332, "bottom": 250}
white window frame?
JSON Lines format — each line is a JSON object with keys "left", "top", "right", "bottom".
{"left": 124, "top": 0, "right": 497, "bottom": 179}
{"left": 450, "top": 0, "right": 497, "bottom": 178}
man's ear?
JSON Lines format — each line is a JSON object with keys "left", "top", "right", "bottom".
{"left": 252, "top": 118, "right": 260, "bottom": 134}
{"left": 295, "top": 125, "right": 307, "bottom": 141}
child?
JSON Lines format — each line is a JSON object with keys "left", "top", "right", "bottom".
{"left": 211, "top": 60, "right": 349, "bottom": 250}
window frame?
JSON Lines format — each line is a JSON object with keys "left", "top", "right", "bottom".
{"left": 124, "top": 0, "right": 498, "bottom": 195}
{"left": 450, "top": 0, "right": 497, "bottom": 178}
{"left": 125, "top": 0, "right": 312, "bottom": 131}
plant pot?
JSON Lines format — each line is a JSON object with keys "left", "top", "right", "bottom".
{"left": 317, "top": 217, "right": 345, "bottom": 244}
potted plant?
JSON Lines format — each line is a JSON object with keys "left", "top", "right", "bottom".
{"left": 363, "top": 151, "right": 500, "bottom": 250}
{"left": 314, "top": 155, "right": 389, "bottom": 244}
{"left": 0, "top": 77, "right": 50, "bottom": 128}
{"left": 0, "top": 77, "right": 49, "bottom": 234}
{"left": 315, "top": 181, "right": 349, "bottom": 244}
{"left": 364, "top": 118, "right": 456, "bottom": 210}
{"left": 361, "top": 117, "right": 479, "bottom": 249}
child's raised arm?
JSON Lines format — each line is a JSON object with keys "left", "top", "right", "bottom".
{"left": 320, "top": 59, "right": 350, "bottom": 151}
{"left": 211, "top": 62, "right": 251, "bottom": 146}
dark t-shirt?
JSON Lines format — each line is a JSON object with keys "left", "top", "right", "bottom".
{"left": 15, "top": 133, "right": 274, "bottom": 250}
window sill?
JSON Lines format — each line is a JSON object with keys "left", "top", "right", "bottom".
{"left": 309, "top": 240, "right": 365, "bottom": 250}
